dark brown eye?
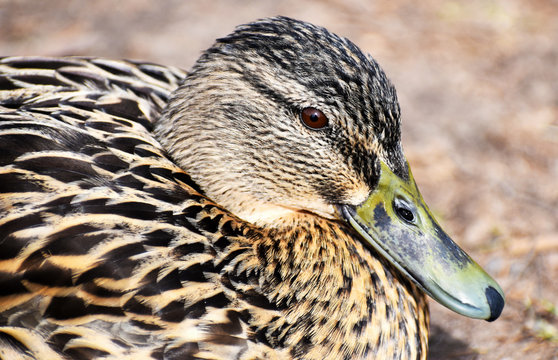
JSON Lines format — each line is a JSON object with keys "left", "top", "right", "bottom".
{"left": 300, "top": 107, "right": 328, "bottom": 129}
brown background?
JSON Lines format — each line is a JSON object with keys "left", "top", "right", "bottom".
{"left": 2, "top": 0, "right": 557, "bottom": 358}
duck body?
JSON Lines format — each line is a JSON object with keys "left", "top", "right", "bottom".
{"left": 0, "top": 55, "right": 427, "bottom": 360}
{"left": 0, "top": 17, "right": 502, "bottom": 360}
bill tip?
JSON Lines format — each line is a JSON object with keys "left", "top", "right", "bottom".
{"left": 485, "top": 286, "right": 505, "bottom": 322}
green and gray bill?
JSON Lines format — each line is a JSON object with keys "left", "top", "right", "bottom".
{"left": 339, "top": 161, "right": 504, "bottom": 321}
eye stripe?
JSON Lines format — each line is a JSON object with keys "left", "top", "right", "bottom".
{"left": 300, "top": 107, "right": 328, "bottom": 129}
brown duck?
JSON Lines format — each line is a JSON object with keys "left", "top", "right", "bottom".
{"left": 0, "top": 16, "right": 504, "bottom": 360}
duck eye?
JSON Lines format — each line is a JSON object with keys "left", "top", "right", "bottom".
{"left": 300, "top": 107, "right": 328, "bottom": 129}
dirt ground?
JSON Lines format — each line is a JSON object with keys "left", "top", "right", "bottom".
{"left": 1, "top": 0, "right": 557, "bottom": 358}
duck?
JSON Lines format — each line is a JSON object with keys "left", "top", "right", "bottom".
{"left": 0, "top": 16, "right": 504, "bottom": 360}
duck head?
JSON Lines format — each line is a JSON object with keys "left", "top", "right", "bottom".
{"left": 156, "top": 16, "right": 504, "bottom": 321}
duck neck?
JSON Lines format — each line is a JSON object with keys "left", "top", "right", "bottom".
{"left": 245, "top": 213, "right": 429, "bottom": 359}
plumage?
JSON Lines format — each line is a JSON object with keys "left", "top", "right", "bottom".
{"left": 0, "top": 17, "right": 503, "bottom": 360}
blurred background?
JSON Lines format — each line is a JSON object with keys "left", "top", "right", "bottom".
{"left": 1, "top": 0, "right": 557, "bottom": 358}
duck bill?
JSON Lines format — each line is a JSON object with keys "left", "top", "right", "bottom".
{"left": 339, "top": 161, "right": 504, "bottom": 321}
